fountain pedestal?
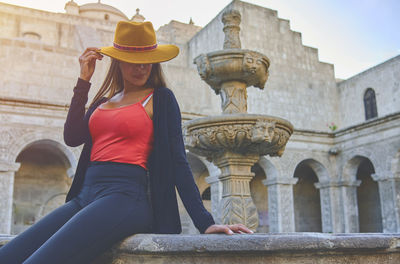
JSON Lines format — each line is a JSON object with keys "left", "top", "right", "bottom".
{"left": 214, "top": 152, "right": 260, "bottom": 229}
{"left": 185, "top": 9, "right": 293, "bottom": 231}
{"left": 185, "top": 114, "right": 292, "bottom": 230}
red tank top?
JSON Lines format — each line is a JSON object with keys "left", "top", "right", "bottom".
{"left": 89, "top": 91, "right": 154, "bottom": 170}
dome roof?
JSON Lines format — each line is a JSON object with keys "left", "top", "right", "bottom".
{"left": 79, "top": 2, "right": 128, "bottom": 20}
{"left": 65, "top": 0, "right": 78, "bottom": 7}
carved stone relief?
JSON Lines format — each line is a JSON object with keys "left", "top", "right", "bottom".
{"left": 222, "top": 9, "right": 242, "bottom": 49}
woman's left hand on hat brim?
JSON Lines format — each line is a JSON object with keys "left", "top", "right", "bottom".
{"left": 204, "top": 223, "right": 254, "bottom": 235}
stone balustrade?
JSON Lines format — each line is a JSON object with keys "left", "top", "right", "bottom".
{"left": 2, "top": 233, "right": 400, "bottom": 263}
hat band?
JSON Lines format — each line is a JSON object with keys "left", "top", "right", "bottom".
{"left": 113, "top": 42, "right": 158, "bottom": 52}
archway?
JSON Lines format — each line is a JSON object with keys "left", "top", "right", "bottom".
{"left": 250, "top": 163, "right": 268, "bottom": 232}
{"left": 293, "top": 160, "right": 323, "bottom": 232}
{"left": 356, "top": 158, "right": 382, "bottom": 232}
{"left": 12, "top": 140, "right": 72, "bottom": 234}
{"left": 178, "top": 152, "right": 211, "bottom": 234}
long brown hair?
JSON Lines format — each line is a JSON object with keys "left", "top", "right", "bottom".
{"left": 90, "top": 59, "right": 167, "bottom": 107}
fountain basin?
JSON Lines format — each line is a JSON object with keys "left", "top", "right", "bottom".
{"left": 194, "top": 49, "right": 270, "bottom": 95}
{"left": 184, "top": 114, "right": 293, "bottom": 159}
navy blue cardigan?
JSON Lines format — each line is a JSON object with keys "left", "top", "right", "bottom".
{"left": 64, "top": 78, "right": 215, "bottom": 234}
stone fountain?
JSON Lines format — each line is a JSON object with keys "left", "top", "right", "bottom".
{"left": 184, "top": 9, "right": 294, "bottom": 231}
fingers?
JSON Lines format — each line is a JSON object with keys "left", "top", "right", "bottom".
{"left": 85, "top": 47, "right": 101, "bottom": 52}
{"left": 78, "top": 47, "right": 104, "bottom": 82}
{"left": 79, "top": 47, "right": 103, "bottom": 62}
{"left": 205, "top": 224, "right": 234, "bottom": 235}
{"left": 82, "top": 47, "right": 102, "bottom": 56}
{"left": 228, "top": 224, "right": 254, "bottom": 234}
{"left": 204, "top": 224, "right": 254, "bottom": 235}
{"left": 223, "top": 226, "right": 234, "bottom": 235}
{"left": 80, "top": 50, "right": 103, "bottom": 63}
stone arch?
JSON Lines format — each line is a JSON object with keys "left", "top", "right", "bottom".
{"left": 272, "top": 151, "right": 300, "bottom": 179}
{"left": 357, "top": 157, "right": 382, "bottom": 232}
{"left": 201, "top": 186, "right": 211, "bottom": 200}
{"left": 22, "top": 31, "right": 41, "bottom": 41}
{"left": 197, "top": 156, "right": 221, "bottom": 179}
{"left": 258, "top": 156, "right": 279, "bottom": 180}
{"left": 292, "top": 159, "right": 326, "bottom": 232}
{"left": 250, "top": 160, "right": 269, "bottom": 233}
{"left": 186, "top": 152, "right": 210, "bottom": 193}
{"left": 38, "top": 192, "right": 68, "bottom": 219}
{"left": 342, "top": 154, "right": 378, "bottom": 182}
{"left": 293, "top": 158, "right": 330, "bottom": 183}
{"left": 180, "top": 152, "right": 212, "bottom": 234}
{"left": 7, "top": 130, "right": 78, "bottom": 177}
{"left": 193, "top": 155, "right": 222, "bottom": 225}
{"left": 185, "top": 153, "right": 222, "bottom": 201}
{"left": 343, "top": 155, "right": 382, "bottom": 232}
{"left": 279, "top": 151, "right": 332, "bottom": 182}
{"left": 11, "top": 137, "right": 75, "bottom": 234}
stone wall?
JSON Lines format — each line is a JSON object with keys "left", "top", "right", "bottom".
{"left": 0, "top": 2, "right": 116, "bottom": 47}
{"left": 0, "top": 2, "right": 114, "bottom": 105}
{"left": 2, "top": 233, "right": 400, "bottom": 263}
{"left": 18, "top": 233, "right": 400, "bottom": 264}
{"left": 187, "top": 0, "right": 339, "bottom": 131}
{"left": 338, "top": 55, "right": 400, "bottom": 128}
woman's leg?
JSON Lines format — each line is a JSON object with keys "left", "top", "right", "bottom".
{"left": 23, "top": 192, "right": 153, "bottom": 264}
{"left": 0, "top": 199, "right": 82, "bottom": 264}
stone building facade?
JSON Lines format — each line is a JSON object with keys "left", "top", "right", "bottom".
{"left": 0, "top": 0, "right": 399, "bottom": 235}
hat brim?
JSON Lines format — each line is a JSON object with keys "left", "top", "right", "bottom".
{"left": 98, "top": 44, "right": 179, "bottom": 64}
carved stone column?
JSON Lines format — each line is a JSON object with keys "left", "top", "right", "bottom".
{"left": 372, "top": 173, "right": 400, "bottom": 233}
{"left": 263, "top": 177, "right": 298, "bottom": 232}
{"left": 340, "top": 180, "right": 361, "bottom": 233}
{"left": 220, "top": 81, "right": 247, "bottom": 114}
{"left": 213, "top": 152, "right": 260, "bottom": 231}
{"left": 0, "top": 161, "right": 20, "bottom": 234}
{"left": 314, "top": 181, "right": 345, "bottom": 233}
{"left": 222, "top": 9, "right": 241, "bottom": 49}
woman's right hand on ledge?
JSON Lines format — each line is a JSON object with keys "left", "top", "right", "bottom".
{"left": 79, "top": 47, "right": 103, "bottom": 82}
{"left": 204, "top": 224, "right": 254, "bottom": 235}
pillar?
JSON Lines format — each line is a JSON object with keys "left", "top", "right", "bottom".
{"left": 213, "top": 152, "right": 260, "bottom": 231}
{"left": 372, "top": 173, "right": 400, "bottom": 233}
{"left": 263, "top": 177, "right": 298, "bottom": 232}
{"left": 314, "top": 181, "right": 346, "bottom": 233}
{"left": 340, "top": 180, "right": 361, "bottom": 233}
{"left": 0, "top": 161, "right": 20, "bottom": 234}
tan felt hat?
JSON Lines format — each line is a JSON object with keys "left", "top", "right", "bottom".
{"left": 99, "top": 21, "right": 179, "bottom": 64}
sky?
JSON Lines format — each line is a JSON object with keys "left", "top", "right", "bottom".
{"left": 0, "top": 0, "right": 399, "bottom": 79}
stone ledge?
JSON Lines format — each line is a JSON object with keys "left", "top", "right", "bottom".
{"left": 2, "top": 233, "right": 400, "bottom": 263}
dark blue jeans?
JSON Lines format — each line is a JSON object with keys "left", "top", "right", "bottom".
{"left": 0, "top": 161, "right": 153, "bottom": 264}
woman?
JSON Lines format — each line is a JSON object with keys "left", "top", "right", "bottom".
{"left": 0, "top": 21, "right": 252, "bottom": 264}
